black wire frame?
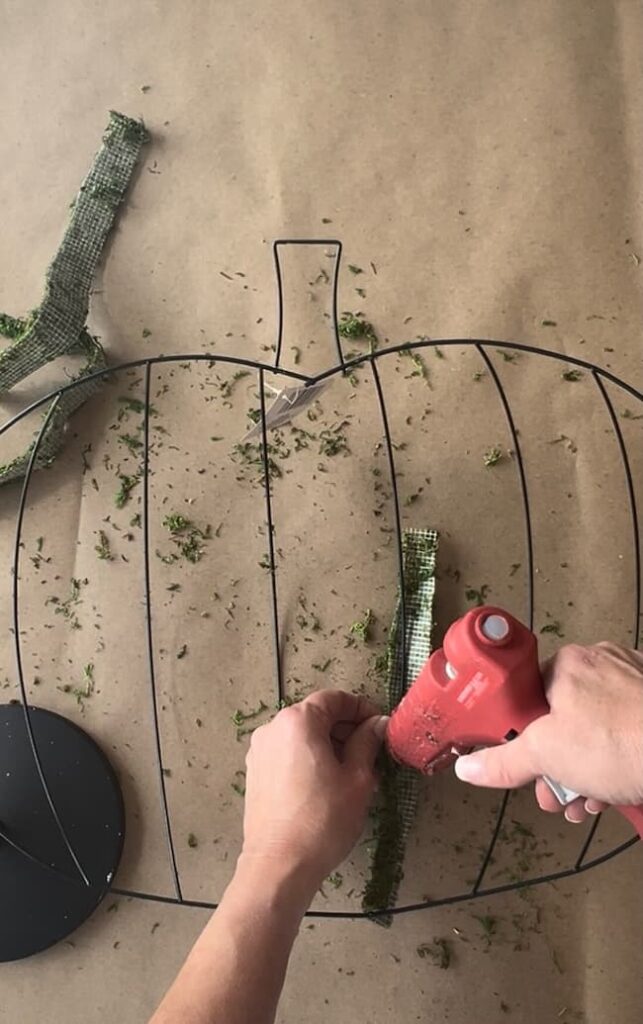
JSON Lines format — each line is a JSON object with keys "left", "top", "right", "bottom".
{"left": 2, "top": 262, "right": 642, "bottom": 921}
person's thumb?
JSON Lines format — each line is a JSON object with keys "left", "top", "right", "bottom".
{"left": 454, "top": 727, "right": 541, "bottom": 789}
{"left": 344, "top": 714, "right": 389, "bottom": 771}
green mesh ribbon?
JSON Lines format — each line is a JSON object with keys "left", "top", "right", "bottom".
{"left": 0, "top": 111, "right": 149, "bottom": 484}
{"left": 362, "top": 527, "right": 439, "bottom": 925}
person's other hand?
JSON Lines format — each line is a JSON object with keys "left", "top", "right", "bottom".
{"left": 242, "top": 690, "right": 388, "bottom": 888}
{"left": 455, "top": 642, "right": 643, "bottom": 824}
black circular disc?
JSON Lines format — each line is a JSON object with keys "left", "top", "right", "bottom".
{"left": 0, "top": 704, "right": 124, "bottom": 961}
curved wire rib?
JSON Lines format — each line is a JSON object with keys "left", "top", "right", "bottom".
{"left": 258, "top": 368, "right": 284, "bottom": 704}
{"left": 142, "top": 364, "right": 183, "bottom": 901}
{"left": 0, "top": 354, "right": 311, "bottom": 441}
{"left": 468, "top": 345, "right": 536, "bottom": 893}
{"left": 11, "top": 395, "right": 90, "bottom": 886}
{"left": 272, "top": 239, "right": 345, "bottom": 371}
{"left": 110, "top": 831, "right": 639, "bottom": 919}
{"left": 0, "top": 822, "right": 82, "bottom": 883}
{"left": 592, "top": 371, "right": 641, "bottom": 649}
{"left": 316, "top": 339, "right": 643, "bottom": 403}
{"left": 1, "top": 343, "right": 641, "bottom": 443}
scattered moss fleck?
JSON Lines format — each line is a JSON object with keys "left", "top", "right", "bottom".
{"left": 95, "top": 529, "right": 113, "bottom": 560}
{"left": 115, "top": 474, "right": 140, "bottom": 509}
{"left": 231, "top": 770, "right": 246, "bottom": 797}
{"left": 118, "top": 433, "right": 143, "bottom": 453}
{"left": 465, "top": 584, "right": 490, "bottom": 606}
{"left": 48, "top": 577, "right": 86, "bottom": 629}
{"left": 231, "top": 701, "right": 268, "bottom": 728}
{"left": 220, "top": 370, "right": 250, "bottom": 399}
{"left": 162, "top": 514, "right": 212, "bottom": 563}
{"left": 349, "top": 609, "right": 374, "bottom": 644}
{"left": 540, "top": 620, "right": 564, "bottom": 638}
{"left": 417, "top": 938, "right": 452, "bottom": 969}
{"left": 319, "top": 425, "right": 349, "bottom": 457}
{"left": 483, "top": 446, "right": 503, "bottom": 467}
{"left": 401, "top": 347, "right": 431, "bottom": 387}
{"left": 474, "top": 914, "right": 498, "bottom": 942}
{"left": 312, "top": 658, "right": 333, "bottom": 673}
{"left": 118, "top": 396, "right": 147, "bottom": 415}
{"left": 338, "top": 311, "right": 377, "bottom": 349}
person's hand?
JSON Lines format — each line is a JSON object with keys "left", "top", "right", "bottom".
{"left": 241, "top": 690, "right": 388, "bottom": 888}
{"left": 455, "top": 642, "right": 643, "bottom": 824}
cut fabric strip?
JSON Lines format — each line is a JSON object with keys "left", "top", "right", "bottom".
{"left": 0, "top": 111, "right": 149, "bottom": 484}
{"left": 362, "top": 527, "right": 438, "bottom": 924}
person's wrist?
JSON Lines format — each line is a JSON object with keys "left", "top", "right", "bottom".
{"left": 235, "top": 850, "right": 322, "bottom": 913}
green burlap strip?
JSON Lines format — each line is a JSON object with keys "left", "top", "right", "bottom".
{"left": 0, "top": 111, "right": 149, "bottom": 484}
{"left": 362, "top": 527, "right": 439, "bottom": 924}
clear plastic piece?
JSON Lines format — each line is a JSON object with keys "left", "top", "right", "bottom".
{"left": 542, "top": 774, "right": 580, "bottom": 806}
{"left": 243, "top": 381, "right": 329, "bottom": 440}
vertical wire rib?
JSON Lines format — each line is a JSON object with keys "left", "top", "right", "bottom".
{"left": 592, "top": 371, "right": 641, "bottom": 649}
{"left": 574, "top": 372, "right": 642, "bottom": 868}
{"left": 471, "top": 791, "right": 511, "bottom": 894}
{"left": 272, "top": 242, "right": 285, "bottom": 370}
{"left": 471, "top": 344, "right": 536, "bottom": 893}
{"left": 574, "top": 814, "right": 602, "bottom": 870}
{"left": 476, "top": 345, "right": 535, "bottom": 628}
{"left": 142, "top": 363, "right": 183, "bottom": 901}
{"left": 12, "top": 395, "right": 90, "bottom": 886}
{"left": 370, "top": 359, "right": 408, "bottom": 690}
{"left": 258, "top": 367, "right": 284, "bottom": 704}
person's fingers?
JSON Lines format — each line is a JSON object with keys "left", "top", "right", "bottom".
{"left": 304, "top": 689, "right": 380, "bottom": 727}
{"left": 331, "top": 721, "right": 357, "bottom": 744}
{"left": 344, "top": 715, "right": 389, "bottom": 772}
{"left": 535, "top": 779, "right": 604, "bottom": 821}
{"left": 539, "top": 655, "right": 556, "bottom": 700}
{"left": 563, "top": 797, "right": 587, "bottom": 824}
{"left": 584, "top": 797, "right": 609, "bottom": 815}
{"left": 454, "top": 726, "right": 542, "bottom": 789}
{"left": 534, "top": 778, "right": 564, "bottom": 813}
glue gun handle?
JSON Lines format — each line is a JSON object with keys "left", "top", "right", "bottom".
{"left": 614, "top": 804, "right": 643, "bottom": 839}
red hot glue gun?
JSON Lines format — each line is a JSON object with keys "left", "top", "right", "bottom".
{"left": 385, "top": 605, "right": 643, "bottom": 839}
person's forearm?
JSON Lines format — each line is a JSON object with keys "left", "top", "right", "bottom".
{"left": 149, "top": 853, "right": 316, "bottom": 1024}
